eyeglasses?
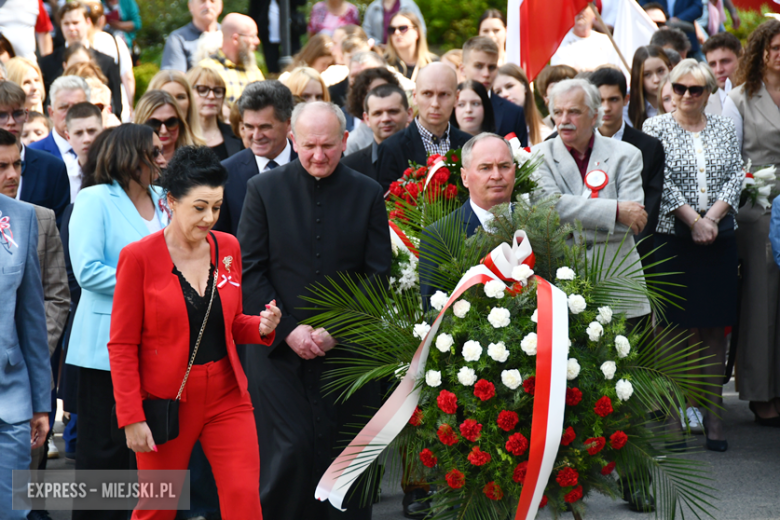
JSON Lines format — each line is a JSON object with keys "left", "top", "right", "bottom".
{"left": 0, "top": 109, "right": 28, "bottom": 125}
{"left": 194, "top": 85, "right": 226, "bottom": 99}
{"left": 671, "top": 83, "right": 706, "bottom": 97}
{"left": 145, "top": 117, "right": 180, "bottom": 133}
{"left": 388, "top": 25, "right": 410, "bottom": 35}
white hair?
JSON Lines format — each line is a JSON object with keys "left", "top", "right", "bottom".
{"left": 669, "top": 58, "right": 718, "bottom": 94}
{"left": 462, "top": 133, "right": 513, "bottom": 169}
{"left": 50, "top": 75, "right": 91, "bottom": 105}
{"left": 291, "top": 101, "right": 346, "bottom": 137}
{"left": 548, "top": 79, "right": 603, "bottom": 129}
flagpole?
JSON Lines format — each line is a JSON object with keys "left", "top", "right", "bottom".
{"left": 588, "top": 2, "right": 630, "bottom": 72}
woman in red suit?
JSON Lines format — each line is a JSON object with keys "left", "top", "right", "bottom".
{"left": 108, "top": 146, "right": 281, "bottom": 519}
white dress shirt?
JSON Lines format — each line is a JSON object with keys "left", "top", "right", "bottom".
{"left": 254, "top": 140, "right": 292, "bottom": 172}
{"left": 53, "top": 129, "right": 82, "bottom": 203}
{"left": 470, "top": 199, "right": 495, "bottom": 228}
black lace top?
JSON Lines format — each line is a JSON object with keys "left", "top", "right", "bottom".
{"left": 173, "top": 264, "right": 228, "bottom": 364}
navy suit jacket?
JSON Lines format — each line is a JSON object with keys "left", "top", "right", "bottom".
{"left": 638, "top": 0, "right": 703, "bottom": 52}
{"left": 419, "top": 201, "right": 481, "bottom": 309}
{"left": 215, "top": 143, "right": 298, "bottom": 235}
{"left": 20, "top": 146, "right": 70, "bottom": 228}
{"left": 491, "top": 95, "right": 528, "bottom": 146}
{"left": 28, "top": 132, "right": 62, "bottom": 161}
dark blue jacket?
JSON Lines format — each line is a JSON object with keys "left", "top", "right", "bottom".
{"left": 491, "top": 94, "right": 528, "bottom": 146}
{"left": 28, "top": 132, "right": 62, "bottom": 161}
{"left": 20, "top": 146, "right": 70, "bottom": 228}
{"left": 639, "top": 0, "right": 703, "bottom": 53}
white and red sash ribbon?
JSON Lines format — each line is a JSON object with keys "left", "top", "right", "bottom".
{"left": 389, "top": 220, "right": 419, "bottom": 259}
{"left": 315, "top": 230, "right": 569, "bottom": 518}
{"left": 423, "top": 155, "right": 448, "bottom": 190}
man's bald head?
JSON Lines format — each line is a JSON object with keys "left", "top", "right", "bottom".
{"left": 222, "top": 13, "right": 260, "bottom": 65}
{"left": 414, "top": 63, "right": 458, "bottom": 136}
{"left": 416, "top": 62, "right": 457, "bottom": 90}
{"left": 290, "top": 102, "right": 348, "bottom": 179}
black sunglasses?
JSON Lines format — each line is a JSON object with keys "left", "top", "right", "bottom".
{"left": 0, "top": 109, "right": 28, "bottom": 125}
{"left": 671, "top": 83, "right": 706, "bottom": 97}
{"left": 194, "top": 85, "right": 226, "bottom": 99}
{"left": 145, "top": 117, "right": 180, "bottom": 133}
{"left": 388, "top": 25, "right": 410, "bottom": 35}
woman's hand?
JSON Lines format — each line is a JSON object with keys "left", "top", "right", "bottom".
{"left": 260, "top": 299, "right": 282, "bottom": 336}
{"left": 692, "top": 217, "right": 718, "bottom": 245}
{"left": 125, "top": 421, "right": 156, "bottom": 453}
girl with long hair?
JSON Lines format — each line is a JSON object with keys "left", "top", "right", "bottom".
{"left": 384, "top": 11, "right": 437, "bottom": 81}
{"left": 627, "top": 45, "right": 671, "bottom": 129}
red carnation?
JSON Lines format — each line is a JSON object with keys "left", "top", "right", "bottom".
{"left": 431, "top": 168, "right": 450, "bottom": 186}
{"left": 585, "top": 436, "right": 606, "bottom": 455}
{"left": 459, "top": 419, "right": 482, "bottom": 442}
{"left": 437, "top": 424, "right": 459, "bottom": 446}
{"left": 436, "top": 390, "right": 458, "bottom": 414}
{"left": 389, "top": 181, "right": 404, "bottom": 197}
{"left": 556, "top": 467, "right": 579, "bottom": 487}
{"left": 419, "top": 449, "right": 437, "bottom": 468}
{"left": 539, "top": 496, "right": 548, "bottom": 508}
{"left": 564, "top": 485, "right": 583, "bottom": 503}
{"left": 483, "top": 481, "right": 504, "bottom": 501}
{"left": 409, "top": 406, "right": 423, "bottom": 426}
{"left": 610, "top": 430, "right": 628, "bottom": 450}
{"left": 505, "top": 432, "right": 529, "bottom": 456}
{"left": 415, "top": 166, "right": 427, "bottom": 179}
{"left": 473, "top": 379, "right": 496, "bottom": 401}
{"left": 405, "top": 182, "right": 420, "bottom": 199}
{"left": 445, "top": 468, "right": 465, "bottom": 489}
{"left": 389, "top": 209, "right": 406, "bottom": 221}
{"left": 523, "top": 376, "right": 536, "bottom": 396}
{"left": 594, "top": 396, "right": 614, "bottom": 417}
{"left": 450, "top": 153, "right": 458, "bottom": 162}
{"left": 512, "top": 461, "right": 528, "bottom": 484}
{"left": 467, "top": 446, "right": 491, "bottom": 466}
{"left": 566, "top": 387, "right": 583, "bottom": 406}
{"left": 444, "top": 184, "right": 458, "bottom": 200}
{"left": 560, "top": 426, "right": 576, "bottom": 446}
{"left": 402, "top": 167, "right": 413, "bottom": 179}
{"left": 601, "top": 461, "right": 616, "bottom": 475}
{"left": 497, "top": 410, "right": 519, "bottom": 432}
{"left": 427, "top": 154, "right": 444, "bottom": 166}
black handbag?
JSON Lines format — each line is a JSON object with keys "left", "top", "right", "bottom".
{"left": 674, "top": 213, "right": 735, "bottom": 240}
{"left": 111, "top": 233, "right": 219, "bottom": 446}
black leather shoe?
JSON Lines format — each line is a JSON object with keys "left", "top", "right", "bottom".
{"left": 705, "top": 437, "right": 728, "bottom": 452}
{"left": 402, "top": 488, "right": 432, "bottom": 519}
{"left": 749, "top": 402, "right": 780, "bottom": 427}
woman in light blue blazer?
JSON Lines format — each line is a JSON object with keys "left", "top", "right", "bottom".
{"left": 66, "top": 124, "right": 168, "bottom": 520}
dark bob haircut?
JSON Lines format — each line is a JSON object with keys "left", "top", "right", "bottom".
{"left": 93, "top": 124, "right": 158, "bottom": 191}
{"left": 159, "top": 146, "right": 228, "bottom": 199}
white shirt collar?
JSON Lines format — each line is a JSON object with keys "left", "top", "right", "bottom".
{"left": 469, "top": 199, "right": 494, "bottom": 227}
{"left": 610, "top": 120, "right": 626, "bottom": 141}
{"left": 52, "top": 129, "right": 73, "bottom": 156}
{"left": 254, "top": 139, "right": 292, "bottom": 172}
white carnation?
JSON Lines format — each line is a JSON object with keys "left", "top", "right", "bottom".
{"left": 412, "top": 322, "right": 431, "bottom": 340}
{"left": 615, "top": 335, "right": 631, "bottom": 358}
{"left": 616, "top": 379, "right": 634, "bottom": 401}
{"left": 501, "top": 369, "right": 523, "bottom": 390}
{"left": 556, "top": 267, "right": 576, "bottom": 280}
{"left": 487, "top": 341, "right": 509, "bottom": 362}
{"left": 435, "top": 333, "right": 454, "bottom": 353}
{"left": 530, "top": 309, "right": 538, "bottom": 323}
{"left": 513, "top": 147, "right": 533, "bottom": 166}
{"left": 452, "top": 300, "right": 471, "bottom": 318}
{"left": 567, "top": 294, "right": 587, "bottom": 314}
{"left": 457, "top": 366, "right": 477, "bottom": 386}
{"left": 484, "top": 280, "right": 506, "bottom": 299}
{"left": 567, "top": 358, "right": 581, "bottom": 380}
{"left": 487, "top": 307, "right": 511, "bottom": 328}
{"left": 425, "top": 370, "right": 442, "bottom": 387}
{"left": 600, "top": 360, "right": 617, "bottom": 380}
{"left": 596, "top": 306, "right": 613, "bottom": 325}
{"left": 511, "top": 264, "right": 534, "bottom": 284}
{"left": 461, "top": 340, "right": 483, "bottom": 362}
{"left": 565, "top": 338, "right": 572, "bottom": 356}
{"left": 430, "top": 291, "right": 449, "bottom": 311}
{"left": 520, "top": 332, "right": 538, "bottom": 356}
{"left": 586, "top": 321, "right": 604, "bottom": 342}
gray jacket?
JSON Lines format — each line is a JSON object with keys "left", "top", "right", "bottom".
{"left": 362, "top": 0, "right": 426, "bottom": 43}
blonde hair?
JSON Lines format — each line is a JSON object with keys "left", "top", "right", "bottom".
{"left": 6, "top": 57, "right": 45, "bottom": 112}
{"left": 64, "top": 61, "right": 108, "bottom": 85}
{"left": 148, "top": 69, "right": 203, "bottom": 138}
{"left": 384, "top": 11, "right": 436, "bottom": 82}
{"left": 134, "top": 89, "right": 204, "bottom": 148}
{"left": 657, "top": 76, "right": 672, "bottom": 115}
{"left": 186, "top": 65, "right": 227, "bottom": 122}
{"left": 283, "top": 67, "right": 330, "bottom": 102}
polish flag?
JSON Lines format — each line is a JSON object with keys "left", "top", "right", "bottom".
{"left": 506, "top": 0, "right": 589, "bottom": 81}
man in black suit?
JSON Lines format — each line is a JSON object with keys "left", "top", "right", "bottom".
{"left": 238, "top": 101, "right": 391, "bottom": 520}
{"left": 342, "top": 84, "right": 413, "bottom": 181}
{"left": 376, "top": 62, "right": 472, "bottom": 192}
{"left": 214, "top": 80, "right": 297, "bottom": 235}
{"left": 461, "top": 36, "right": 528, "bottom": 146}
{"left": 38, "top": 2, "right": 123, "bottom": 116}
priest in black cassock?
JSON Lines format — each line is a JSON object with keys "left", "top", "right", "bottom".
{"left": 237, "top": 101, "right": 392, "bottom": 520}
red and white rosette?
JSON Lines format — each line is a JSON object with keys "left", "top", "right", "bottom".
{"left": 583, "top": 169, "right": 608, "bottom": 198}
{"left": 315, "top": 230, "right": 569, "bottom": 519}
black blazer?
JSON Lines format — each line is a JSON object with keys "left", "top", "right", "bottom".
{"left": 20, "top": 147, "right": 70, "bottom": 228}
{"left": 376, "top": 121, "right": 472, "bottom": 193}
{"left": 341, "top": 143, "right": 377, "bottom": 182}
{"left": 39, "top": 46, "right": 123, "bottom": 116}
{"left": 491, "top": 94, "right": 528, "bottom": 146}
{"left": 328, "top": 77, "right": 349, "bottom": 107}
{"left": 214, "top": 143, "right": 298, "bottom": 235}
{"left": 218, "top": 121, "right": 244, "bottom": 158}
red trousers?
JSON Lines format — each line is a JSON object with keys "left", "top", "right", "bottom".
{"left": 133, "top": 357, "right": 262, "bottom": 520}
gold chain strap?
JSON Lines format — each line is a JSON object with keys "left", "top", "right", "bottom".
{"left": 176, "top": 267, "right": 218, "bottom": 401}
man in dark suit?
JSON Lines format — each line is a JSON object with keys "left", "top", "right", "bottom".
{"left": 214, "top": 81, "right": 297, "bottom": 235}
{"left": 376, "top": 63, "right": 472, "bottom": 192}
{"left": 342, "top": 84, "right": 413, "bottom": 181}
{"left": 238, "top": 101, "right": 391, "bottom": 519}
{"left": 461, "top": 36, "right": 528, "bottom": 146}
{"left": 37, "top": 2, "right": 123, "bottom": 115}
{"left": 28, "top": 76, "right": 90, "bottom": 162}
{"left": 0, "top": 82, "right": 70, "bottom": 227}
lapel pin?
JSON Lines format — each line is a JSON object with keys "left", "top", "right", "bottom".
{"left": 223, "top": 255, "right": 233, "bottom": 273}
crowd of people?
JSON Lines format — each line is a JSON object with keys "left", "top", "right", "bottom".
{"left": 1, "top": 0, "right": 780, "bottom": 519}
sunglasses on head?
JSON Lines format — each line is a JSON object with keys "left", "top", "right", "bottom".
{"left": 388, "top": 25, "right": 410, "bottom": 35}
{"left": 194, "top": 85, "right": 226, "bottom": 98}
{"left": 145, "top": 117, "right": 180, "bottom": 133}
{"left": 671, "top": 83, "right": 706, "bottom": 97}
{"left": 0, "top": 109, "right": 28, "bottom": 125}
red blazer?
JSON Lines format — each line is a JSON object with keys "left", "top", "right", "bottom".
{"left": 108, "top": 230, "right": 274, "bottom": 428}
